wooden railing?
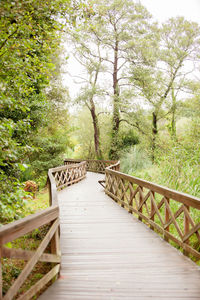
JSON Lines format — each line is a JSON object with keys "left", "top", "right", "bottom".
{"left": 0, "top": 162, "right": 86, "bottom": 300}
{"left": 50, "top": 162, "right": 86, "bottom": 191}
{"left": 105, "top": 161, "right": 200, "bottom": 260}
{"left": 64, "top": 158, "right": 117, "bottom": 174}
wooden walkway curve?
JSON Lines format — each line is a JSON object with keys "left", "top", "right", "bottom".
{"left": 39, "top": 172, "right": 200, "bottom": 300}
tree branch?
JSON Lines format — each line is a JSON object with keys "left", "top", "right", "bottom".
{"left": 119, "top": 118, "right": 147, "bottom": 135}
{"left": 0, "top": 28, "right": 18, "bottom": 51}
{"left": 97, "top": 111, "right": 111, "bottom": 116}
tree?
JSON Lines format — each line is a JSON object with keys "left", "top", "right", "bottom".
{"left": 129, "top": 17, "right": 200, "bottom": 161}
{"left": 26, "top": 48, "right": 73, "bottom": 182}
{"left": 79, "top": 0, "right": 155, "bottom": 159}
{"left": 0, "top": 0, "right": 83, "bottom": 222}
{"left": 68, "top": 29, "right": 105, "bottom": 159}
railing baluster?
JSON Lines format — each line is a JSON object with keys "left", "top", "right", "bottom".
{"left": 47, "top": 177, "right": 52, "bottom": 206}
{"left": 164, "top": 197, "right": 170, "bottom": 241}
{"left": 121, "top": 178, "right": 125, "bottom": 208}
{"left": 150, "top": 191, "right": 155, "bottom": 230}
{"left": 51, "top": 226, "right": 61, "bottom": 282}
{"left": 129, "top": 183, "right": 134, "bottom": 213}
{"left": 183, "top": 205, "right": 190, "bottom": 256}
{"left": 138, "top": 186, "right": 143, "bottom": 221}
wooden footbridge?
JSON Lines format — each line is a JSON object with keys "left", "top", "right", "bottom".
{"left": 1, "top": 159, "right": 200, "bottom": 299}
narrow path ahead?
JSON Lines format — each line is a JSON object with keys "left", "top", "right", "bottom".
{"left": 39, "top": 172, "right": 200, "bottom": 299}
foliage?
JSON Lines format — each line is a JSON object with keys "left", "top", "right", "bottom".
{"left": 158, "top": 145, "right": 200, "bottom": 196}
{"left": 30, "top": 124, "right": 71, "bottom": 178}
{"left": 71, "top": 108, "right": 98, "bottom": 159}
{"left": 0, "top": 173, "right": 31, "bottom": 224}
{"left": 72, "top": 108, "right": 112, "bottom": 159}
{"left": 120, "top": 145, "right": 152, "bottom": 175}
{"left": 119, "top": 129, "right": 139, "bottom": 149}
{"left": 66, "top": 0, "right": 200, "bottom": 178}
{"left": 69, "top": 0, "right": 156, "bottom": 159}
{"left": 157, "top": 116, "right": 200, "bottom": 196}
{"left": 127, "top": 17, "right": 200, "bottom": 161}
{"left": 24, "top": 180, "right": 38, "bottom": 196}
{"left": 0, "top": 0, "right": 83, "bottom": 221}
{"left": 27, "top": 188, "right": 49, "bottom": 213}
{"left": 121, "top": 115, "right": 200, "bottom": 199}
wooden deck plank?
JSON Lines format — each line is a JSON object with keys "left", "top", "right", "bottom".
{"left": 39, "top": 172, "right": 200, "bottom": 300}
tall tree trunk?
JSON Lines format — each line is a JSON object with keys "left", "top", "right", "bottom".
{"left": 110, "top": 40, "right": 120, "bottom": 159}
{"left": 152, "top": 112, "right": 158, "bottom": 163}
{"left": 90, "top": 99, "right": 102, "bottom": 159}
{"left": 171, "top": 87, "right": 177, "bottom": 139}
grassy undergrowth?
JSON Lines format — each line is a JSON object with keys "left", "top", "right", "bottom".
{"left": 27, "top": 188, "right": 49, "bottom": 214}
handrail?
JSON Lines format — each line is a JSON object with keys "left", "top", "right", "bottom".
{"left": 0, "top": 161, "right": 87, "bottom": 300}
{"left": 106, "top": 160, "right": 120, "bottom": 172}
{"left": 47, "top": 169, "right": 58, "bottom": 206}
{"left": 105, "top": 161, "right": 200, "bottom": 260}
{"left": 0, "top": 206, "right": 59, "bottom": 246}
{"left": 51, "top": 161, "right": 86, "bottom": 190}
{"left": 64, "top": 158, "right": 118, "bottom": 173}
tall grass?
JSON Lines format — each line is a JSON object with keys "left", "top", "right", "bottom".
{"left": 120, "top": 144, "right": 200, "bottom": 198}
{"left": 120, "top": 146, "right": 152, "bottom": 175}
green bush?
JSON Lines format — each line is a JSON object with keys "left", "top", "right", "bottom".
{"left": 0, "top": 172, "right": 32, "bottom": 224}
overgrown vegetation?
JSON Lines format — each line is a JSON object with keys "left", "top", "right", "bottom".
{"left": 0, "top": 0, "right": 84, "bottom": 224}
{"left": 66, "top": 0, "right": 200, "bottom": 198}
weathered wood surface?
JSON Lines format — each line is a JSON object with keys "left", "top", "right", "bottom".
{"left": 0, "top": 206, "right": 59, "bottom": 246}
{"left": 39, "top": 172, "right": 200, "bottom": 300}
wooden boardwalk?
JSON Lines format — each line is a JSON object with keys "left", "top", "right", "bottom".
{"left": 39, "top": 172, "right": 200, "bottom": 300}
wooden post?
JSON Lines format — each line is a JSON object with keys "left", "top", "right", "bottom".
{"left": 183, "top": 205, "right": 190, "bottom": 256}
{"left": 150, "top": 191, "right": 155, "bottom": 230}
{"left": 51, "top": 226, "right": 61, "bottom": 281}
{"left": 0, "top": 246, "right": 2, "bottom": 300}
{"left": 129, "top": 185, "right": 133, "bottom": 214}
{"left": 47, "top": 177, "right": 52, "bottom": 207}
{"left": 138, "top": 186, "right": 143, "bottom": 221}
{"left": 51, "top": 228, "right": 60, "bottom": 256}
{"left": 164, "top": 198, "right": 170, "bottom": 241}
{"left": 105, "top": 172, "right": 108, "bottom": 191}
{"left": 121, "top": 179, "right": 125, "bottom": 208}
